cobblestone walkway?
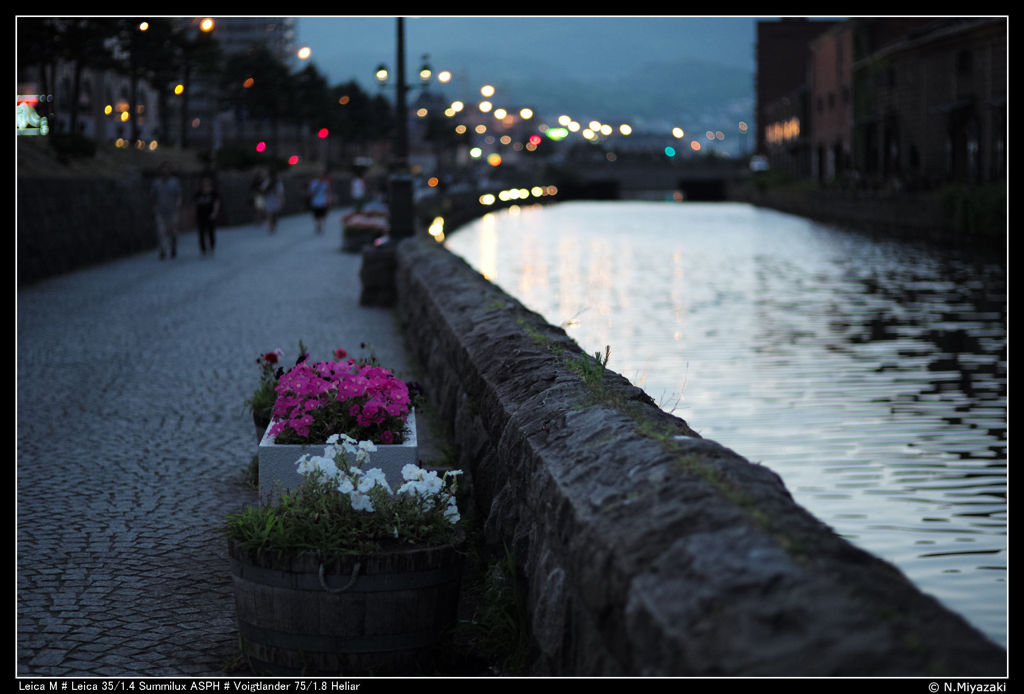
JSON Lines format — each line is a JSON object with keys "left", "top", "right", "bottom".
{"left": 17, "top": 211, "right": 416, "bottom": 677}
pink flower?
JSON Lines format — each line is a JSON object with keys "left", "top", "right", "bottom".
{"left": 265, "top": 351, "right": 411, "bottom": 444}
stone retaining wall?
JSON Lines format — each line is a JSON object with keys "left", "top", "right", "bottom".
{"left": 394, "top": 236, "right": 1006, "bottom": 676}
{"left": 729, "top": 184, "right": 1006, "bottom": 252}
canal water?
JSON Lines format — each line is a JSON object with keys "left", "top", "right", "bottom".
{"left": 444, "top": 200, "right": 1007, "bottom": 648}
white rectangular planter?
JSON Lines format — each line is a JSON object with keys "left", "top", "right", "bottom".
{"left": 257, "top": 410, "right": 418, "bottom": 499}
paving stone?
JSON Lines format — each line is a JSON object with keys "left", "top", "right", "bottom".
{"left": 29, "top": 649, "right": 70, "bottom": 667}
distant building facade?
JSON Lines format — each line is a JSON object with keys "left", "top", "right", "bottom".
{"left": 200, "top": 17, "right": 297, "bottom": 63}
{"left": 808, "top": 23, "right": 854, "bottom": 182}
{"left": 849, "top": 17, "right": 1006, "bottom": 188}
{"left": 181, "top": 17, "right": 301, "bottom": 151}
{"left": 755, "top": 18, "right": 837, "bottom": 177}
{"left": 756, "top": 16, "right": 1007, "bottom": 190}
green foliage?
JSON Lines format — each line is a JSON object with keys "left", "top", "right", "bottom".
{"left": 244, "top": 340, "right": 307, "bottom": 424}
{"left": 225, "top": 468, "right": 462, "bottom": 560}
{"left": 569, "top": 345, "right": 610, "bottom": 387}
{"left": 242, "top": 454, "right": 259, "bottom": 490}
{"left": 473, "top": 545, "right": 530, "bottom": 674}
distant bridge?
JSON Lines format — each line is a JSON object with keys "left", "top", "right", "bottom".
{"left": 560, "top": 157, "right": 751, "bottom": 201}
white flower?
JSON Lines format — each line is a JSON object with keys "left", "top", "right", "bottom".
{"left": 443, "top": 497, "right": 460, "bottom": 524}
{"left": 354, "top": 439, "right": 377, "bottom": 465}
{"left": 349, "top": 491, "right": 374, "bottom": 512}
{"left": 358, "top": 468, "right": 392, "bottom": 494}
{"left": 296, "top": 454, "right": 338, "bottom": 479}
{"left": 419, "top": 470, "right": 444, "bottom": 495}
{"left": 336, "top": 475, "right": 355, "bottom": 495}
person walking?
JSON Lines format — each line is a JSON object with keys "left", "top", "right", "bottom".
{"left": 307, "top": 168, "right": 333, "bottom": 234}
{"left": 350, "top": 172, "right": 367, "bottom": 213}
{"left": 250, "top": 169, "right": 267, "bottom": 225}
{"left": 262, "top": 170, "right": 284, "bottom": 233}
{"left": 151, "top": 162, "right": 182, "bottom": 259}
{"left": 194, "top": 173, "right": 221, "bottom": 256}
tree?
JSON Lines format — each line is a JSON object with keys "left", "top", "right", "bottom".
{"left": 112, "top": 18, "right": 181, "bottom": 143}
{"left": 16, "top": 18, "right": 62, "bottom": 122}
{"left": 220, "top": 45, "right": 291, "bottom": 151}
{"left": 176, "top": 28, "right": 222, "bottom": 148}
{"left": 49, "top": 18, "right": 117, "bottom": 136}
{"left": 293, "top": 63, "right": 332, "bottom": 134}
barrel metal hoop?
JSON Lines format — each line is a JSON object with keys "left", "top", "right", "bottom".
{"left": 230, "top": 557, "right": 463, "bottom": 593}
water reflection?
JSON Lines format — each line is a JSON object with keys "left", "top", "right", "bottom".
{"left": 446, "top": 201, "right": 1006, "bottom": 647}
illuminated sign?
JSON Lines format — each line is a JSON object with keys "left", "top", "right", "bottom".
{"left": 16, "top": 95, "right": 50, "bottom": 136}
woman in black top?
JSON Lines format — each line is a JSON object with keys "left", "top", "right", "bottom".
{"left": 194, "top": 174, "right": 221, "bottom": 256}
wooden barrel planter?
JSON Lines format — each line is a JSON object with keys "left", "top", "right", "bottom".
{"left": 228, "top": 537, "right": 464, "bottom": 675}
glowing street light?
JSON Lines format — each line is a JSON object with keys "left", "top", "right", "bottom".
{"left": 199, "top": 17, "right": 214, "bottom": 32}
{"left": 297, "top": 46, "right": 311, "bottom": 60}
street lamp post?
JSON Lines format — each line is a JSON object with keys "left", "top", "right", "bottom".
{"left": 360, "top": 18, "right": 415, "bottom": 309}
{"left": 388, "top": 17, "right": 415, "bottom": 239}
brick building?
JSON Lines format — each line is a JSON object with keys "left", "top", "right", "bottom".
{"left": 808, "top": 23, "right": 854, "bottom": 182}
{"left": 755, "top": 18, "right": 837, "bottom": 176}
{"left": 756, "top": 16, "right": 1007, "bottom": 190}
{"left": 849, "top": 17, "right": 1007, "bottom": 188}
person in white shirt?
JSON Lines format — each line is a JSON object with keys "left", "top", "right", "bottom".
{"left": 150, "top": 162, "right": 182, "bottom": 259}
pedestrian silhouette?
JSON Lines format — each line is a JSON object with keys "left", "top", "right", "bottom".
{"left": 194, "top": 173, "right": 221, "bottom": 256}
{"left": 150, "top": 162, "right": 182, "bottom": 259}
{"left": 262, "top": 170, "right": 285, "bottom": 233}
{"left": 307, "top": 167, "right": 333, "bottom": 234}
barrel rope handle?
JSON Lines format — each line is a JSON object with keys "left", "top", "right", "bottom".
{"left": 318, "top": 561, "right": 361, "bottom": 593}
